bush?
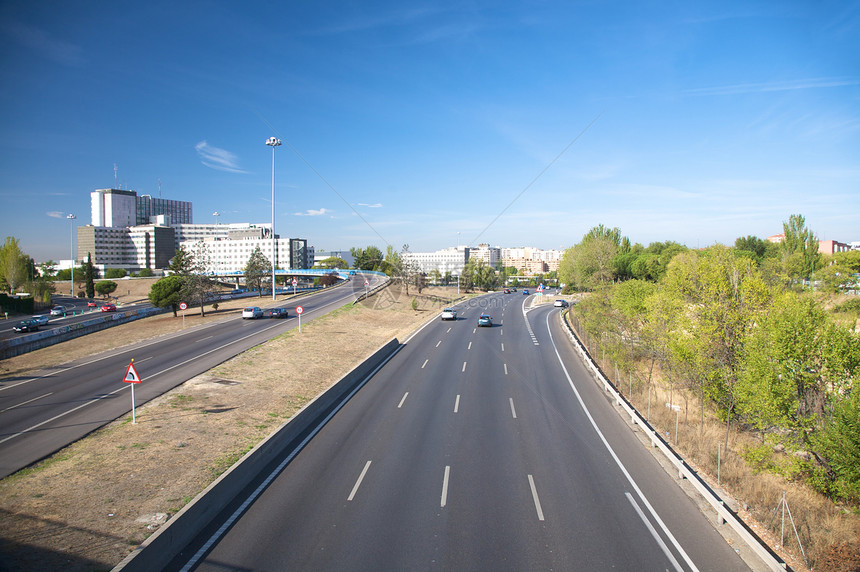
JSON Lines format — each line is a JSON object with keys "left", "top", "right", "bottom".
{"left": 138, "top": 268, "right": 155, "bottom": 277}
{"left": 105, "top": 268, "right": 127, "bottom": 279}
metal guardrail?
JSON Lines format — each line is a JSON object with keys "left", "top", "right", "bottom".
{"left": 558, "top": 310, "right": 790, "bottom": 572}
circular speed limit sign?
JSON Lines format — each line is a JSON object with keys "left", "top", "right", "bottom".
{"left": 179, "top": 302, "right": 187, "bottom": 310}
{"left": 296, "top": 306, "right": 303, "bottom": 315}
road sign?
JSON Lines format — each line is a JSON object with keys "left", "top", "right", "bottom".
{"left": 292, "top": 278, "right": 298, "bottom": 286}
{"left": 296, "top": 306, "right": 303, "bottom": 314}
{"left": 123, "top": 361, "right": 141, "bottom": 384}
{"left": 364, "top": 279, "right": 369, "bottom": 286}
{"left": 179, "top": 302, "right": 187, "bottom": 310}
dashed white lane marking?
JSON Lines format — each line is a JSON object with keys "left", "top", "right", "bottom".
{"left": 398, "top": 392, "right": 409, "bottom": 408}
{"left": 348, "top": 461, "right": 372, "bottom": 501}
{"left": 422, "top": 359, "right": 428, "bottom": 369}
{"left": 441, "top": 466, "right": 451, "bottom": 507}
{"left": 454, "top": 394, "right": 460, "bottom": 413}
{"left": 509, "top": 398, "right": 517, "bottom": 419}
{"left": 528, "top": 474, "right": 545, "bottom": 521}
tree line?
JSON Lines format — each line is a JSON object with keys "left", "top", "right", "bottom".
{"left": 563, "top": 215, "right": 860, "bottom": 503}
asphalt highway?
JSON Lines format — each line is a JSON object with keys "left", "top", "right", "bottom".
{"left": 0, "top": 273, "right": 385, "bottom": 479}
{"left": 177, "top": 292, "right": 751, "bottom": 571}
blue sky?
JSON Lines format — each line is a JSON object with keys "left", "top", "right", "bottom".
{"left": 1, "top": 1, "right": 858, "bottom": 263}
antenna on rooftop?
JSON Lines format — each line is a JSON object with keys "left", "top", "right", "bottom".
{"left": 114, "top": 163, "right": 118, "bottom": 189}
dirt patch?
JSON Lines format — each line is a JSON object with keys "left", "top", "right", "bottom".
{"left": 0, "top": 283, "right": 458, "bottom": 570}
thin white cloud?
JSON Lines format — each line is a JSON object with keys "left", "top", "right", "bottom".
{"left": 2, "top": 21, "right": 85, "bottom": 66}
{"left": 46, "top": 211, "right": 66, "bottom": 219}
{"left": 195, "top": 141, "right": 247, "bottom": 173}
{"left": 684, "top": 77, "right": 860, "bottom": 96}
{"left": 357, "top": 202, "right": 383, "bottom": 208}
{"left": 294, "top": 208, "right": 331, "bottom": 216}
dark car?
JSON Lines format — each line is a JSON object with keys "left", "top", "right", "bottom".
{"left": 477, "top": 314, "right": 492, "bottom": 327}
{"left": 13, "top": 319, "right": 39, "bottom": 333}
{"left": 270, "top": 307, "right": 289, "bottom": 318}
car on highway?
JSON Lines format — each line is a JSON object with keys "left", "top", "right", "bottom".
{"left": 30, "top": 315, "right": 50, "bottom": 326}
{"left": 270, "top": 307, "right": 289, "bottom": 318}
{"left": 554, "top": 299, "right": 568, "bottom": 307}
{"left": 87, "top": 301, "right": 98, "bottom": 308}
{"left": 13, "top": 319, "right": 40, "bottom": 333}
{"left": 441, "top": 308, "right": 457, "bottom": 320}
{"left": 242, "top": 306, "right": 263, "bottom": 319}
{"left": 477, "top": 314, "right": 492, "bottom": 327}
{"left": 522, "top": 289, "right": 529, "bottom": 295}
{"left": 100, "top": 303, "right": 117, "bottom": 312}
{"left": 50, "top": 306, "right": 66, "bottom": 316}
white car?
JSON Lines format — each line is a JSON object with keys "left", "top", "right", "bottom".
{"left": 242, "top": 306, "right": 263, "bottom": 319}
{"left": 31, "top": 315, "right": 50, "bottom": 326}
{"left": 441, "top": 308, "right": 457, "bottom": 321}
{"left": 553, "top": 299, "right": 568, "bottom": 308}
{"left": 50, "top": 306, "right": 66, "bottom": 316}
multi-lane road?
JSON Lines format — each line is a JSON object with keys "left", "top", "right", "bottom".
{"left": 172, "top": 291, "right": 751, "bottom": 571}
{"left": 0, "top": 274, "right": 386, "bottom": 479}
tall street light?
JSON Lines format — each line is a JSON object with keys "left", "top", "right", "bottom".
{"left": 67, "top": 214, "right": 76, "bottom": 296}
{"left": 266, "top": 136, "right": 282, "bottom": 301}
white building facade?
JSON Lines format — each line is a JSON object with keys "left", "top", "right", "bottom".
{"left": 401, "top": 246, "right": 470, "bottom": 276}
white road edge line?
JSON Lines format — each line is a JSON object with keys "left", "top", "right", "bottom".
{"left": 441, "top": 466, "right": 451, "bottom": 507}
{"left": 398, "top": 392, "right": 409, "bottom": 408}
{"left": 545, "top": 312, "right": 699, "bottom": 572}
{"left": 528, "top": 474, "right": 545, "bottom": 521}
{"left": 626, "top": 492, "right": 684, "bottom": 572}
{"left": 348, "top": 461, "right": 372, "bottom": 501}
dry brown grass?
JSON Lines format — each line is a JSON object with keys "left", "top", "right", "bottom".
{"left": 572, "top": 314, "right": 860, "bottom": 572}
{"left": 0, "top": 283, "right": 459, "bottom": 570}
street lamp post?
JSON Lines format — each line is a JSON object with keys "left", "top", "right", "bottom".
{"left": 67, "top": 214, "right": 76, "bottom": 296}
{"left": 266, "top": 136, "right": 282, "bottom": 301}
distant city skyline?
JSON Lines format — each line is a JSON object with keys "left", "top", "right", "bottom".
{"left": 1, "top": 2, "right": 857, "bottom": 263}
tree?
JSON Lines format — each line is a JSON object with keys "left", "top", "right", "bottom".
{"left": 105, "top": 268, "right": 127, "bottom": 279}
{"left": 244, "top": 246, "right": 270, "bottom": 296}
{"left": 138, "top": 268, "right": 155, "bottom": 277}
{"left": 0, "top": 237, "right": 28, "bottom": 293}
{"left": 169, "top": 245, "right": 194, "bottom": 276}
{"left": 38, "top": 260, "right": 58, "bottom": 278}
{"left": 148, "top": 275, "right": 185, "bottom": 317}
{"left": 382, "top": 245, "right": 403, "bottom": 278}
{"left": 84, "top": 253, "right": 96, "bottom": 299}
{"left": 350, "top": 246, "right": 383, "bottom": 271}
{"left": 95, "top": 280, "right": 118, "bottom": 298}
{"left": 559, "top": 225, "right": 622, "bottom": 290}
{"left": 181, "top": 242, "right": 218, "bottom": 317}
{"left": 319, "top": 272, "right": 339, "bottom": 287}
{"left": 779, "top": 214, "right": 821, "bottom": 283}
{"left": 315, "top": 256, "right": 348, "bottom": 269}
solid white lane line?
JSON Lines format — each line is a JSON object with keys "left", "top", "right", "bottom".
{"left": 348, "top": 461, "right": 372, "bottom": 501}
{"left": 1, "top": 392, "right": 53, "bottom": 413}
{"left": 462, "top": 361, "right": 467, "bottom": 372}
{"left": 421, "top": 359, "right": 428, "bottom": 369}
{"left": 627, "top": 493, "right": 684, "bottom": 572}
{"left": 509, "top": 398, "right": 517, "bottom": 419}
{"left": 398, "top": 392, "right": 409, "bottom": 408}
{"left": 441, "top": 466, "right": 451, "bottom": 507}
{"left": 528, "top": 474, "right": 545, "bottom": 521}
{"left": 546, "top": 313, "right": 699, "bottom": 571}
{"left": 436, "top": 340, "right": 442, "bottom": 348}
{"left": 454, "top": 394, "right": 460, "bottom": 413}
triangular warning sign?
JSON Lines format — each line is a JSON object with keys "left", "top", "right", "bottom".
{"left": 123, "top": 362, "right": 141, "bottom": 384}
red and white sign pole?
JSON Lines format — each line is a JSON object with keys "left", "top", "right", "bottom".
{"left": 179, "top": 302, "right": 187, "bottom": 327}
{"left": 296, "top": 305, "right": 303, "bottom": 333}
{"left": 123, "top": 359, "right": 142, "bottom": 424}
{"left": 292, "top": 278, "right": 297, "bottom": 296}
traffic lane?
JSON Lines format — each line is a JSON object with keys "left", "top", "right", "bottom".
{"left": 190, "top": 294, "right": 672, "bottom": 570}
{"left": 529, "top": 304, "right": 749, "bottom": 571}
